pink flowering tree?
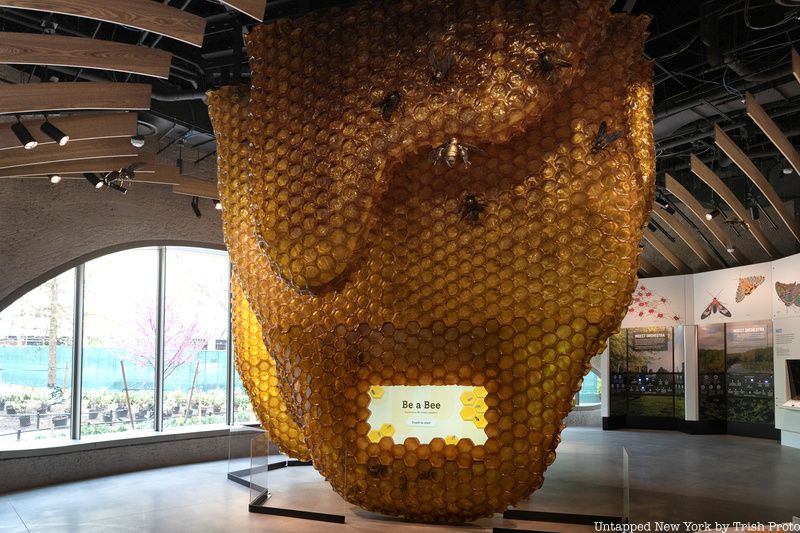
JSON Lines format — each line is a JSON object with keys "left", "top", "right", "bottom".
{"left": 126, "top": 303, "right": 204, "bottom": 378}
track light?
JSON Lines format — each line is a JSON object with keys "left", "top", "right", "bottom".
{"left": 783, "top": 167, "right": 794, "bottom": 175}
{"left": 191, "top": 196, "right": 201, "bottom": 218}
{"left": 12, "top": 117, "right": 37, "bottom": 149}
{"left": 705, "top": 208, "right": 720, "bottom": 221}
{"left": 726, "top": 245, "right": 736, "bottom": 254}
{"left": 750, "top": 203, "right": 759, "bottom": 221}
{"left": 40, "top": 117, "right": 69, "bottom": 146}
{"left": 49, "top": 174, "right": 61, "bottom": 184}
{"left": 108, "top": 182, "right": 127, "bottom": 194}
{"left": 130, "top": 135, "right": 145, "bottom": 148}
{"left": 214, "top": 199, "right": 222, "bottom": 211}
{"left": 83, "top": 173, "right": 104, "bottom": 189}
{"left": 647, "top": 221, "right": 657, "bottom": 232}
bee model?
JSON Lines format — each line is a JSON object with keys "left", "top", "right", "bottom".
{"left": 590, "top": 121, "right": 623, "bottom": 153}
{"left": 459, "top": 193, "right": 486, "bottom": 221}
{"left": 371, "top": 90, "right": 405, "bottom": 122}
{"left": 429, "top": 50, "right": 455, "bottom": 84}
{"left": 430, "top": 137, "right": 484, "bottom": 168}
{"left": 531, "top": 48, "right": 572, "bottom": 80}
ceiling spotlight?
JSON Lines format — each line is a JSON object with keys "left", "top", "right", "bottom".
{"left": 214, "top": 199, "right": 222, "bottom": 211}
{"left": 783, "top": 167, "right": 794, "bottom": 175}
{"left": 83, "top": 173, "right": 104, "bottom": 189}
{"left": 40, "top": 117, "right": 69, "bottom": 146}
{"left": 647, "top": 221, "right": 657, "bottom": 232}
{"left": 49, "top": 174, "right": 61, "bottom": 184}
{"left": 130, "top": 135, "right": 145, "bottom": 148}
{"left": 108, "top": 182, "right": 127, "bottom": 194}
{"left": 726, "top": 245, "right": 736, "bottom": 254}
{"left": 705, "top": 208, "right": 720, "bottom": 221}
{"left": 11, "top": 117, "right": 37, "bottom": 149}
{"left": 750, "top": 204, "right": 759, "bottom": 221}
{"left": 191, "top": 196, "right": 201, "bottom": 218}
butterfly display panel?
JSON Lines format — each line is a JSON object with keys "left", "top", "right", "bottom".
{"left": 697, "top": 323, "right": 726, "bottom": 422}
{"left": 772, "top": 254, "right": 800, "bottom": 319}
{"left": 693, "top": 265, "right": 772, "bottom": 324}
{"left": 725, "top": 321, "right": 774, "bottom": 425}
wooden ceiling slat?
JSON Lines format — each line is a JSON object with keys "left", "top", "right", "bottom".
{"left": 642, "top": 232, "right": 691, "bottom": 274}
{"left": 0, "top": 112, "right": 136, "bottom": 152}
{"left": 0, "top": 154, "right": 151, "bottom": 178}
{"left": 220, "top": 0, "right": 265, "bottom": 20}
{"left": 0, "top": 0, "right": 206, "bottom": 47}
{"left": 0, "top": 83, "right": 151, "bottom": 115}
{"left": 664, "top": 173, "right": 749, "bottom": 264}
{"left": 715, "top": 120, "right": 800, "bottom": 244}
{"left": 172, "top": 176, "right": 219, "bottom": 199}
{"left": 651, "top": 209, "right": 723, "bottom": 269}
{"left": 0, "top": 33, "right": 172, "bottom": 79}
{"left": 0, "top": 137, "right": 140, "bottom": 170}
{"left": 793, "top": 48, "right": 800, "bottom": 85}
{"left": 689, "top": 154, "right": 781, "bottom": 259}
{"left": 638, "top": 255, "right": 662, "bottom": 278}
{"left": 744, "top": 94, "right": 800, "bottom": 187}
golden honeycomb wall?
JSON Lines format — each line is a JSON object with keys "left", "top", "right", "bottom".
{"left": 209, "top": 0, "right": 654, "bottom": 523}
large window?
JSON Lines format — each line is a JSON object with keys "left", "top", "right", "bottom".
{"left": 82, "top": 248, "right": 158, "bottom": 438}
{"left": 0, "top": 246, "right": 241, "bottom": 450}
{"left": 0, "top": 269, "right": 75, "bottom": 446}
{"left": 163, "top": 248, "right": 230, "bottom": 430}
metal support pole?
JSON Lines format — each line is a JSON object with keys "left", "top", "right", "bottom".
{"left": 155, "top": 246, "right": 167, "bottom": 432}
{"left": 226, "top": 261, "right": 235, "bottom": 426}
{"left": 70, "top": 264, "right": 85, "bottom": 441}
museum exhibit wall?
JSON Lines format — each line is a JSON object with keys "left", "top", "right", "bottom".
{"left": 603, "top": 254, "right": 800, "bottom": 448}
{"left": 0, "top": 178, "right": 224, "bottom": 312}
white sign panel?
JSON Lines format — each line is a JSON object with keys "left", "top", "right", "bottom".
{"left": 772, "top": 255, "right": 800, "bottom": 319}
{"left": 622, "top": 275, "right": 687, "bottom": 328}
{"left": 692, "top": 262, "right": 772, "bottom": 324}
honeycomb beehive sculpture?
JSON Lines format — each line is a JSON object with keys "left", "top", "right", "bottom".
{"left": 209, "top": 0, "right": 654, "bottom": 522}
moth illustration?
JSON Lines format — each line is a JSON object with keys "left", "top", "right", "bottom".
{"left": 701, "top": 294, "right": 731, "bottom": 320}
{"left": 735, "top": 275, "right": 765, "bottom": 303}
{"left": 776, "top": 281, "right": 800, "bottom": 308}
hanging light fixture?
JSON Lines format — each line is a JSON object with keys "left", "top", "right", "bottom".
{"left": 49, "top": 174, "right": 62, "bottom": 184}
{"left": 108, "top": 182, "right": 127, "bottom": 194}
{"left": 40, "top": 116, "right": 69, "bottom": 146}
{"left": 83, "top": 173, "right": 104, "bottom": 189}
{"left": 11, "top": 116, "right": 37, "bottom": 149}
{"left": 191, "top": 196, "right": 201, "bottom": 217}
{"left": 214, "top": 199, "right": 222, "bottom": 210}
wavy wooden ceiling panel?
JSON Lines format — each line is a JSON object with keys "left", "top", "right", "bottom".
{"left": 664, "top": 173, "right": 749, "bottom": 265}
{"left": 0, "top": 32, "right": 172, "bottom": 78}
{"left": 643, "top": 232, "right": 690, "bottom": 274}
{"left": 638, "top": 255, "right": 662, "bottom": 277}
{"left": 0, "top": 82, "right": 151, "bottom": 114}
{"left": 0, "top": 0, "right": 206, "bottom": 47}
{"left": 689, "top": 154, "right": 780, "bottom": 259}
{"left": 651, "top": 208, "right": 722, "bottom": 270}
{"left": 172, "top": 176, "right": 219, "bottom": 199}
{"left": 0, "top": 112, "right": 136, "bottom": 151}
{"left": 744, "top": 94, "right": 800, "bottom": 186}
{"left": 714, "top": 121, "right": 800, "bottom": 245}
{"left": 0, "top": 137, "right": 140, "bottom": 170}
{"left": 220, "top": 0, "right": 265, "bottom": 21}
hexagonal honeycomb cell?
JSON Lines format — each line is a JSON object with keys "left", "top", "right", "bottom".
{"left": 209, "top": 0, "right": 654, "bottom": 523}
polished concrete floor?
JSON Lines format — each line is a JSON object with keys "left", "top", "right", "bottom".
{"left": 1, "top": 427, "right": 799, "bottom": 532}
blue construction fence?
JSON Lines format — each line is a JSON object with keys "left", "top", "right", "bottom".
{"left": 0, "top": 346, "right": 228, "bottom": 391}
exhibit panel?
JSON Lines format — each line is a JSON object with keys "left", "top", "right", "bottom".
{"left": 773, "top": 317, "right": 800, "bottom": 448}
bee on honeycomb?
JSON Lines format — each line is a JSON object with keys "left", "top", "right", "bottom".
{"left": 210, "top": 0, "right": 654, "bottom": 523}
